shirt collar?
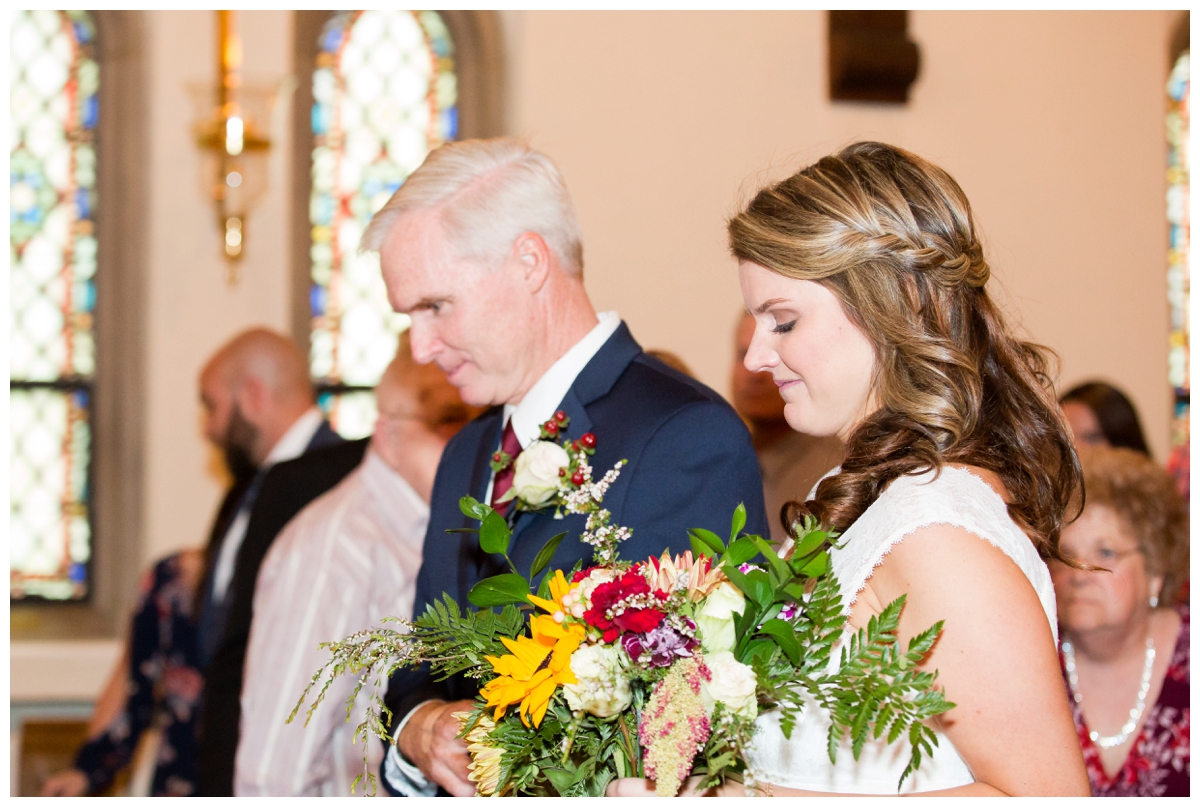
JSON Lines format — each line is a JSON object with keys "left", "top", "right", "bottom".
{"left": 505, "top": 311, "right": 621, "bottom": 449}
{"left": 263, "top": 407, "right": 324, "bottom": 468}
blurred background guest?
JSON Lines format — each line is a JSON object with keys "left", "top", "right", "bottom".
{"left": 730, "top": 312, "right": 842, "bottom": 544}
{"left": 1050, "top": 446, "right": 1189, "bottom": 796}
{"left": 235, "top": 339, "right": 472, "bottom": 796}
{"left": 195, "top": 329, "right": 370, "bottom": 796}
{"left": 1060, "top": 381, "right": 1152, "bottom": 456}
{"left": 40, "top": 551, "right": 206, "bottom": 797}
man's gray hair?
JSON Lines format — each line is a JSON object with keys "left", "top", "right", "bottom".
{"left": 360, "top": 138, "right": 584, "bottom": 276}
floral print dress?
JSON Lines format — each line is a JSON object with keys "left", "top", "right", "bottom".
{"left": 73, "top": 553, "right": 204, "bottom": 796}
{"left": 1062, "top": 604, "right": 1190, "bottom": 797}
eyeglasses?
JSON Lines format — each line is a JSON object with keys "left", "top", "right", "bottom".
{"left": 1059, "top": 545, "right": 1143, "bottom": 570}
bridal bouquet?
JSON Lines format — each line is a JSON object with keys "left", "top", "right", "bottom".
{"left": 290, "top": 417, "right": 953, "bottom": 796}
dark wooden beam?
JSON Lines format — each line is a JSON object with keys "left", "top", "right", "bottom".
{"left": 829, "top": 10, "right": 920, "bottom": 103}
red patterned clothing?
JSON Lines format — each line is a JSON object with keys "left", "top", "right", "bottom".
{"left": 1060, "top": 605, "right": 1190, "bottom": 797}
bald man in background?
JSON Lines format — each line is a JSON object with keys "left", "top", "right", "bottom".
{"left": 194, "top": 328, "right": 362, "bottom": 796}
{"left": 235, "top": 339, "right": 472, "bottom": 796}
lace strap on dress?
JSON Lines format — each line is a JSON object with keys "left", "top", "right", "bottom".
{"left": 828, "top": 467, "right": 1058, "bottom": 638}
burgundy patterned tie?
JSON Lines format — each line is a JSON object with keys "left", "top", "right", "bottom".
{"left": 489, "top": 419, "right": 523, "bottom": 516}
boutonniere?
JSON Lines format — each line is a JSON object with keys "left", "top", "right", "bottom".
{"left": 494, "top": 411, "right": 602, "bottom": 516}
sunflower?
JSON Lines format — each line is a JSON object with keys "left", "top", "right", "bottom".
{"left": 481, "top": 605, "right": 586, "bottom": 728}
{"left": 455, "top": 712, "right": 503, "bottom": 796}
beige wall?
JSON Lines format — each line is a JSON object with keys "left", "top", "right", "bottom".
{"left": 140, "top": 8, "right": 1176, "bottom": 567}
{"left": 141, "top": 10, "right": 295, "bottom": 563}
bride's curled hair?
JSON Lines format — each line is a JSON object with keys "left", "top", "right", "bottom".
{"left": 728, "top": 142, "right": 1081, "bottom": 561}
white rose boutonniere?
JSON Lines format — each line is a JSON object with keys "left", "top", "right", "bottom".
{"left": 509, "top": 441, "right": 571, "bottom": 506}
{"left": 493, "top": 412, "right": 606, "bottom": 514}
{"left": 699, "top": 650, "right": 758, "bottom": 719}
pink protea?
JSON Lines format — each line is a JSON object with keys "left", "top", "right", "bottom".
{"left": 639, "top": 656, "right": 712, "bottom": 796}
{"left": 644, "top": 550, "right": 727, "bottom": 602}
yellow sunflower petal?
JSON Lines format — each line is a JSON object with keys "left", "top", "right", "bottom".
{"left": 526, "top": 593, "right": 560, "bottom": 613}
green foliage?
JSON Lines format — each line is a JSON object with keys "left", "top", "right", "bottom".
{"left": 468, "top": 573, "right": 532, "bottom": 608}
{"left": 529, "top": 531, "right": 567, "bottom": 579}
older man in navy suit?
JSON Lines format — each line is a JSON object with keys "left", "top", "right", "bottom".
{"left": 359, "top": 138, "right": 767, "bottom": 796}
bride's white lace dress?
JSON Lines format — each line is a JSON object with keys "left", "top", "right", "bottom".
{"left": 746, "top": 466, "right": 1058, "bottom": 794}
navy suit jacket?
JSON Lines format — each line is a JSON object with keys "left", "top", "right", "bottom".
{"left": 382, "top": 322, "right": 767, "bottom": 789}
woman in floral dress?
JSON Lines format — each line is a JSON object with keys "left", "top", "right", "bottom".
{"left": 1052, "top": 446, "right": 1189, "bottom": 796}
{"left": 42, "top": 551, "right": 205, "bottom": 796}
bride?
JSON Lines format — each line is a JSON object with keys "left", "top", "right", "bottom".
{"left": 610, "top": 142, "right": 1090, "bottom": 796}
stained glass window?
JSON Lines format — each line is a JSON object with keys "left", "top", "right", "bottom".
{"left": 1166, "top": 51, "right": 1190, "bottom": 500}
{"left": 309, "top": 10, "right": 457, "bottom": 437}
{"left": 10, "top": 10, "right": 99, "bottom": 600}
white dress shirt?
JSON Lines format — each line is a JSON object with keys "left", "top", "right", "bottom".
{"left": 211, "top": 407, "right": 324, "bottom": 601}
{"left": 235, "top": 448, "right": 429, "bottom": 796}
{"left": 385, "top": 310, "right": 622, "bottom": 795}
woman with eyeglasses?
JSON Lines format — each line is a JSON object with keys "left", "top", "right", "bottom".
{"left": 1050, "top": 446, "right": 1189, "bottom": 796}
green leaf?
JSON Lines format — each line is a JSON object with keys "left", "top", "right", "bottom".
{"left": 723, "top": 536, "right": 761, "bottom": 567}
{"left": 479, "top": 511, "right": 511, "bottom": 556}
{"left": 536, "top": 569, "right": 553, "bottom": 600}
{"left": 458, "top": 496, "right": 491, "bottom": 521}
{"left": 740, "top": 568, "right": 773, "bottom": 610}
{"left": 690, "top": 534, "right": 716, "bottom": 559}
{"left": 689, "top": 527, "right": 726, "bottom": 555}
{"left": 799, "top": 550, "right": 829, "bottom": 577}
{"left": 792, "top": 528, "right": 828, "bottom": 559}
{"left": 729, "top": 503, "right": 747, "bottom": 543}
{"left": 529, "top": 532, "right": 567, "bottom": 579}
{"left": 758, "top": 618, "right": 801, "bottom": 666}
{"left": 753, "top": 535, "right": 790, "bottom": 582}
{"left": 543, "top": 767, "right": 574, "bottom": 796}
{"left": 468, "top": 573, "right": 531, "bottom": 607}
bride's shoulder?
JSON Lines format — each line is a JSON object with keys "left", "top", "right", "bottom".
{"left": 871, "top": 462, "right": 1010, "bottom": 511}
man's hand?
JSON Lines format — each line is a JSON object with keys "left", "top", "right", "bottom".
{"left": 398, "top": 699, "right": 476, "bottom": 797}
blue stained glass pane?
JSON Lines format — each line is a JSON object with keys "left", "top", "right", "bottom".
{"left": 321, "top": 26, "right": 344, "bottom": 55}
{"left": 312, "top": 103, "right": 329, "bottom": 135}
{"left": 73, "top": 21, "right": 91, "bottom": 44}
{"left": 443, "top": 107, "right": 459, "bottom": 140}
{"left": 81, "top": 281, "right": 96, "bottom": 313}
{"left": 68, "top": 562, "right": 87, "bottom": 583}
{"left": 73, "top": 389, "right": 90, "bottom": 408}
{"left": 75, "top": 188, "right": 90, "bottom": 220}
{"left": 313, "top": 196, "right": 333, "bottom": 226}
{"left": 310, "top": 284, "right": 326, "bottom": 317}
{"left": 82, "top": 95, "right": 98, "bottom": 130}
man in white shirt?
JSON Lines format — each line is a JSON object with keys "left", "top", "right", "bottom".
{"left": 235, "top": 341, "right": 469, "bottom": 796}
{"left": 194, "top": 328, "right": 348, "bottom": 796}
{"left": 358, "top": 138, "right": 769, "bottom": 796}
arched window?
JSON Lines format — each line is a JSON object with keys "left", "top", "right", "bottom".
{"left": 10, "top": 11, "right": 100, "bottom": 601}
{"left": 292, "top": 10, "right": 502, "bottom": 438}
{"left": 1166, "top": 37, "right": 1189, "bottom": 499}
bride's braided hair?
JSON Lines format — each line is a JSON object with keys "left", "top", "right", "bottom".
{"left": 728, "top": 142, "right": 1081, "bottom": 561}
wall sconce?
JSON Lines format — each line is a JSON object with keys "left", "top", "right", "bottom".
{"left": 189, "top": 10, "right": 275, "bottom": 283}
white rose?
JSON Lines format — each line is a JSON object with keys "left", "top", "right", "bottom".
{"left": 700, "top": 650, "right": 758, "bottom": 719}
{"left": 563, "top": 643, "right": 632, "bottom": 718}
{"left": 510, "top": 441, "right": 570, "bottom": 506}
{"left": 694, "top": 582, "right": 745, "bottom": 653}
